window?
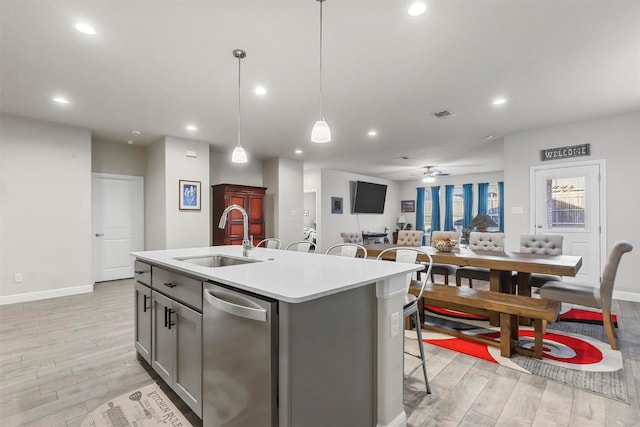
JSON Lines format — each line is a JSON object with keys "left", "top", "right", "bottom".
{"left": 422, "top": 189, "right": 432, "bottom": 233}
{"left": 488, "top": 183, "right": 501, "bottom": 228}
{"left": 452, "top": 185, "right": 464, "bottom": 231}
{"left": 545, "top": 177, "right": 585, "bottom": 229}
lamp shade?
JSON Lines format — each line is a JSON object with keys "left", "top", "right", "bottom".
{"left": 311, "top": 119, "right": 331, "bottom": 143}
{"left": 468, "top": 214, "right": 498, "bottom": 229}
{"left": 231, "top": 145, "right": 248, "bottom": 163}
{"left": 397, "top": 215, "right": 407, "bottom": 225}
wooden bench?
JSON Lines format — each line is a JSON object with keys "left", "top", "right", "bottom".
{"left": 409, "top": 282, "right": 560, "bottom": 359}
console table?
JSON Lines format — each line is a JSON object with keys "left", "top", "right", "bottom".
{"left": 362, "top": 232, "right": 389, "bottom": 244}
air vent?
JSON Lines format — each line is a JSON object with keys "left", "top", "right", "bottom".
{"left": 432, "top": 110, "right": 456, "bottom": 119}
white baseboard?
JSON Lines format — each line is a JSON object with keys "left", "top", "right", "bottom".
{"left": 613, "top": 290, "right": 640, "bottom": 303}
{"left": 0, "top": 284, "right": 94, "bottom": 305}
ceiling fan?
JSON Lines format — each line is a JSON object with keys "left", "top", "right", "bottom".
{"left": 421, "top": 166, "right": 451, "bottom": 183}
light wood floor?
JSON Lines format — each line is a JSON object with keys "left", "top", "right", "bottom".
{"left": 1, "top": 279, "right": 638, "bottom": 426}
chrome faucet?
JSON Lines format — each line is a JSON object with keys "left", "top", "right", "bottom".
{"left": 218, "top": 204, "right": 252, "bottom": 257}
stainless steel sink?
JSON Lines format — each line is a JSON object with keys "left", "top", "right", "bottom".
{"left": 175, "top": 255, "right": 261, "bottom": 268}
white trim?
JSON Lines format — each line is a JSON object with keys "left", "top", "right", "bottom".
{"left": 0, "top": 284, "right": 94, "bottom": 305}
{"left": 613, "top": 290, "right": 640, "bottom": 303}
{"left": 529, "top": 159, "right": 607, "bottom": 281}
{"left": 92, "top": 172, "right": 144, "bottom": 182}
{"left": 376, "top": 410, "right": 407, "bottom": 427}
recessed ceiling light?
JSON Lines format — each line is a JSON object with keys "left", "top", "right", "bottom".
{"left": 186, "top": 124, "right": 198, "bottom": 131}
{"left": 53, "top": 96, "right": 69, "bottom": 104}
{"left": 131, "top": 130, "right": 141, "bottom": 136}
{"left": 484, "top": 135, "right": 494, "bottom": 140}
{"left": 408, "top": 2, "right": 429, "bottom": 16}
{"left": 492, "top": 97, "right": 507, "bottom": 105}
{"left": 127, "top": 140, "right": 134, "bottom": 145}
{"left": 367, "top": 130, "right": 377, "bottom": 137}
{"left": 74, "top": 22, "right": 96, "bottom": 35}
{"left": 254, "top": 86, "right": 267, "bottom": 95}
{"left": 295, "top": 149, "right": 303, "bottom": 154}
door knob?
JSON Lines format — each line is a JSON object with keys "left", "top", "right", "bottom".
{"left": 95, "top": 233, "right": 104, "bottom": 237}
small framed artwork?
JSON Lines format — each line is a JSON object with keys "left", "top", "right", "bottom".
{"left": 331, "top": 197, "right": 343, "bottom": 214}
{"left": 401, "top": 200, "right": 415, "bottom": 213}
{"left": 179, "top": 180, "right": 201, "bottom": 210}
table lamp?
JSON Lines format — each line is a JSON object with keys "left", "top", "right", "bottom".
{"left": 467, "top": 214, "right": 498, "bottom": 232}
{"left": 397, "top": 215, "right": 407, "bottom": 230}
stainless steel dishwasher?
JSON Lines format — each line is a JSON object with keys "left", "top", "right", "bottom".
{"left": 203, "top": 282, "right": 278, "bottom": 427}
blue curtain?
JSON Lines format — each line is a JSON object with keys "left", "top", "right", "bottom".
{"left": 463, "top": 183, "right": 473, "bottom": 229}
{"left": 416, "top": 188, "right": 425, "bottom": 244}
{"left": 444, "top": 185, "right": 454, "bottom": 231}
{"left": 478, "top": 182, "right": 489, "bottom": 215}
{"left": 498, "top": 181, "right": 505, "bottom": 232}
{"left": 431, "top": 186, "right": 441, "bottom": 232}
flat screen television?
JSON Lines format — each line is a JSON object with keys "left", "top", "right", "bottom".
{"left": 352, "top": 181, "right": 387, "bottom": 214}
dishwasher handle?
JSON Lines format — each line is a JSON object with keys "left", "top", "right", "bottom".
{"left": 205, "top": 289, "right": 267, "bottom": 322}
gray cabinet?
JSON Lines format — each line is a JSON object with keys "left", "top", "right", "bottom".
{"left": 134, "top": 281, "right": 152, "bottom": 363}
{"left": 134, "top": 261, "right": 152, "bottom": 363}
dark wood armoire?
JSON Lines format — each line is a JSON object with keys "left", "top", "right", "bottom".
{"left": 211, "top": 184, "right": 267, "bottom": 246}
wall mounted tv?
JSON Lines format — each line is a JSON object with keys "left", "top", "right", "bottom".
{"left": 352, "top": 181, "right": 387, "bottom": 214}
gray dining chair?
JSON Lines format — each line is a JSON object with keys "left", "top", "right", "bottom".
{"left": 511, "top": 234, "right": 563, "bottom": 292}
{"left": 376, "top": 247, "right": 433, "bottom": 394}
{"left": 324, "top": 243, "right": 368, "bottom": 258}
{"left": 430, "top": 231, "right": 461, "bottom": 285}
{"left": 340, "top": 231, "right": 364, "bottom": 245}
{"left": 540, "top": 240, "right": 633, "bottom": 350}
{"left": 455, "top": 232, "right": 505, "bottom": 287}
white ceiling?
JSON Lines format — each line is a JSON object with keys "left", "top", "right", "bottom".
{"left": 1, "top": 1, "right": 639, "bottom": 181}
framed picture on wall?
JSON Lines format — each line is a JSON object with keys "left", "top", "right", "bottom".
{"left": 179, "top": 180, "right": 201, "bottom": 210}
{"left": 331, "top": 197, "right": 343, "bottom": 214}
{"left": 401, "top": 200, "right": 415, "bottom": 213}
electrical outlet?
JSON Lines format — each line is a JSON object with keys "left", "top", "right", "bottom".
{"left": 390, "top": 312, "right": 400, "bottom": 337}
{"left": 14, "top": 273, "right": 23, "bottom": 283}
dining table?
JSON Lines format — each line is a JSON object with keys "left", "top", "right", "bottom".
{"left": 364, "top": 243, "right": 582, "bottom": 326}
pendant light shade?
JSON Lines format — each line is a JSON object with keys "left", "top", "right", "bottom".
{"left": 311, "top": 0, "right": 331, "bottom": 143}
{"left": 232, "top": 49, "right": 248, "bottom": 163}
{"left": 311, "top": 119, "right": 331, "bottom": 143}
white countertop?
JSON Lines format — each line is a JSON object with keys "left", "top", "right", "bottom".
{"left": 131, "top": 246, "right": 421, "bottom": 303}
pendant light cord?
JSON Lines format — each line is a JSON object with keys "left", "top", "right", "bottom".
{"left": 237, "top": 55, "right": 242, "bottom": 147}
{"left": 319, "top": 0, "right": 324, "bottom": 119}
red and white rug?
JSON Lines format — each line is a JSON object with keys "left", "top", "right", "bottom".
{"left": 418, "top": 305, "right": 628, "bottom": 402}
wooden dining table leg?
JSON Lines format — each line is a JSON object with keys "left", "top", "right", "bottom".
{"left": 489, "top": 269, "right": 513, "bottom": 326}
{"left": 516, "top": 272, "right": 532, "bottom": 325}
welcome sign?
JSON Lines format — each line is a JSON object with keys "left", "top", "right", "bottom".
{"left": 541, "top": 143, "right": 590, "bottom": 161}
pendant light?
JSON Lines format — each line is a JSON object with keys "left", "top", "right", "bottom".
{"left": 231, "top": 49, "right": 248, "bottom": 163}
{"left": 311, "top": 0, "right": 331, "bottom": 143}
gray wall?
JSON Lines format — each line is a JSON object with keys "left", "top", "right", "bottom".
{"left": 92, "top": 139, "right": 146, "bottom": 177}
{"left": 504, "top": 111, "right": 640, "bottom": 299}
{"left": 0, "top": 114, "right": 93, "bottom": 302}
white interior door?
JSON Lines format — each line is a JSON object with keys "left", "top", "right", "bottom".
{"left": 92, "top": 174, "right": 144, "bottom": 282}
{"left": 532, "top": 162, "right": 603, "bottom": 284}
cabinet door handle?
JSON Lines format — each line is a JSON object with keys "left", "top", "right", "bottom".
{"left": 167, "top": 309, "right": 176, "bottom": 330}
{"left": 134, "top": 270, "right": 144, "bottom": 274}
{"left": 143, "top": 294, "right": 150, "bottom": 312}
{"left": 164, "top": 282, "right": 177, "bottom": 288}
{"left": 164, "top": 306, "right": 168, "bottom": 327}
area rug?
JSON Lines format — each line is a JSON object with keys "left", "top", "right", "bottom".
{"left": 81, "top": 383, "right": 193, "bottom": 427}
{"left": 419, "top": 310, "right": 628, "bottom": 403}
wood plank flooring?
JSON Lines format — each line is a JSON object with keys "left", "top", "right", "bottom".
{"left": 1, "top": 279, "right": 638, "bottom": 426}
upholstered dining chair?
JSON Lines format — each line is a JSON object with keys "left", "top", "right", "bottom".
{"left": 324, "top": 243, "right": 368, "bottom": 258}
{"left": 396, "top": 230, "right": 425, "bottom": 247}
{"left": 340, "top": 231, "right": 364, "bottom": 245}
{"left": 540, "top": 240, "right": 633, "bottom": 350}
{"left": 455, "top": 232, "right": 505, "bottom": 287}
{"left": 511, "top": 234, "right": 563, "bottom": 291}
{"left": 285, "top": 240, "right": 316, "bottom": 253}
{"left": 255, "top": 238, "right": 282, "bottom": 249}
{"left": 375, "top": 247, "right": 433, "bottom": 394}
{"left": 430, "top": 231, "right": 461, "bottom": 285}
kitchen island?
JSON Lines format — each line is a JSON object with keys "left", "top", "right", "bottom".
{"left": 132, "top": 245, "right": 422, "bottom": 427}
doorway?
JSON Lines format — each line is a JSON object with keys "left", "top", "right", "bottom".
{"left": 303, "top": 190, "right": 318, "bottom": 248}
{"left": 531, "top": 161, "right": 605, "bottom": 285}
{"left": 92, "top": 173, "right": 144, "bottom": 282}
